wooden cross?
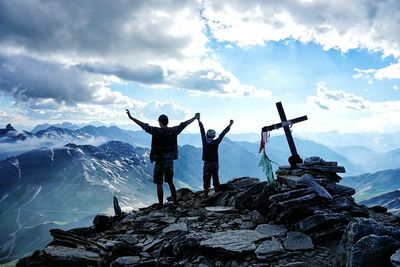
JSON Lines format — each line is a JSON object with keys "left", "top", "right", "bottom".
{"left": 262, "top": 102, "right": 308, "bottom": 168}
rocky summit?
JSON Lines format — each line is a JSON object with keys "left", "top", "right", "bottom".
{"left": 17, "top": 156, "right": 400, "bottom": 267}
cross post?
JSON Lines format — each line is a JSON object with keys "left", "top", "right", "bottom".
{"left": 262, "top": 102, "right": 308, "bottom": 168}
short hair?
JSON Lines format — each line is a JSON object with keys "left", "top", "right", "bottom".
{"left": 158, "top": 114, "right": 169, "bottom": 125}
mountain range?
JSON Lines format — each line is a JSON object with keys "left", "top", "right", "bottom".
{"left": 2, "top": 122, "right": 400, "bottom": 263}
{"left": 0, "top": 141, "right": 155, "bottom": 263}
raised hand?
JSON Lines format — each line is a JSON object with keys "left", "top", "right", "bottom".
{"left": 126, "top": 109, "right": 132, "bottom": 118}
{"left": 229, "top": 120, "right": 234, "bottom": 126}
{"left": 195, "top": 112, "right": 200, "bottom": 120}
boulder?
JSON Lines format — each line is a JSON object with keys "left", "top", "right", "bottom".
{"left": 336, "top": 218, "right": 400, "bottom": 267}
{"left": 348, "top": 234, "right": 400, "bottom": 267}
{"left": 391, "top": 248, "right": 400, "bottom": 267}
{"left": 93, "top": 214, "right": 113, "bottom": 232}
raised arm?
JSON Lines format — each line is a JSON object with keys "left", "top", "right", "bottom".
{"left": 216, "top": 120, "right": 234, "bottom": 143}
{"left": 176, "top": 113, "right": 200, "bottom": 134}
{"left": 198, "top": 118, "right": 206, "bottom": 139}
{"left": 126, "top": 109, "right": 147, "bottom": 129}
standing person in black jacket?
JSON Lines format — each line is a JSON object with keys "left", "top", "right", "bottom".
{"left": 126, "top": 109, "right": 200, "bottom": 206}
{"left": 198, "top": 116, "right": 234, "bottom": 198}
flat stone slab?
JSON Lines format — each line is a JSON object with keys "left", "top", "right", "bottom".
{"left": 301, "top": 174, "right": 333, "bottom": 199}
{"left": 298, "top": 164, "right": 346, "bottom": 173}
{"left": 205, "top": 206, "right": 236, "bottom": 213}
{"left": 111, "top": 256, "right": 140, "bottom": 266}
{"left": 284, "top": 231, "right": 314, "bottom": 251}
{"left": 277, "top": 175, "right": 304, "bottom": 188}
{"left": 255, "top": 224, "right": 288, "bottom": 238}
{"left": 269, "top": 188, "right": 315, "bottom": 203}
{"left": 200, "top": 230, "right": 269, "bottom": 253}
{"left": 162, "top": 222, "right": 188, "bottom": 234}
{"left": 43, "top": 245, "right": 98, "bottom": 264}
{"left": 256, "top": 239, "right": 284, "bottom": 259}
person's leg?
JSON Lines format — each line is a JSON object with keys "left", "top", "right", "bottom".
{"left": 167, "top": 182, "right": 177, "bottom": 204}
{"left": 212, "top": 162, "right": 220, "bottom": 192}
{"left": 165, "top": 161, "right": 177, "bottom": 204}
{"left": 157, "top": 183, "right": 164, "bottom": 206}
{"left": 203, "top": 162, "right": 211, "bottom": 198}
{"left": 153, "top": 161, "right": 164, "bottom": 205}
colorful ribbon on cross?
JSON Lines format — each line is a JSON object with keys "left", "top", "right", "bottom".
{"left": 258, "top": 131, "right": 275, "bottom": 183}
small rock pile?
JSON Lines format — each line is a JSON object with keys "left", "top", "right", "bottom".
{"left": 270, "top": 156, "right": 369, "bottom": 241}
{"left": 17, "top": 156, "right": 400, "bottom": 267}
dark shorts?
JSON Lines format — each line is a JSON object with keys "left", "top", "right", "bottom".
{"left": 203, "top": 161, "right": 219, "bottom": 189}
{"left": 153, "top": 161, "right": 174, "bottom": 184}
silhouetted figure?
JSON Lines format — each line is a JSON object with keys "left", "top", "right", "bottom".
{"left": 198, "top": 117, "right": 233, "bottom": 198}
{"left": 126, "top": 109, "right": 200, "bottom": 206}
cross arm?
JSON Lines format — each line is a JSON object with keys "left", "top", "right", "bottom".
{"left": 262, "top": 115, "right": 308, "bottom": 132}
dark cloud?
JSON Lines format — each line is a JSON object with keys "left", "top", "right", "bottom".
{"left": 0, "top": 55, "right": 93, "bottom": 105}
{"left": 78, "top": 64, "right": 165, "bottom": 84}
{"left": 0, "top": 0, "right": 198, "bottom": 59}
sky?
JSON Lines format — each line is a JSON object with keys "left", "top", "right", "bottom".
{"left": 0, "top": 0, "right": 399, "bottom": 135}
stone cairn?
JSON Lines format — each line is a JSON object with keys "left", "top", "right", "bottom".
{"left": 17, "top": 157, "right": 400, "bottom": 267}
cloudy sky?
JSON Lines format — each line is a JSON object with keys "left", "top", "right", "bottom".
{"left": 0, "top": 0, "right": 399, "bottom": 134}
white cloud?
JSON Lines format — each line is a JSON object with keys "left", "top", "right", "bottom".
{"left": 306, "top": 82, "right": 400, "bottom": 133}
{"left": 202, "top": 0, "right": 400, "bottom": 58}
{"left": 307, "top": 82, "right": 369, "bottom": 110}
{"left": 353, "top": 62, "right": 400, "bottom": 83}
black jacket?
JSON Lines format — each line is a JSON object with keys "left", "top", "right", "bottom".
{"left": 199, "top": 121, "right": 230, "bottom": 162}
{"left": 142, "top": 121, "right": 189, "bottom": 162}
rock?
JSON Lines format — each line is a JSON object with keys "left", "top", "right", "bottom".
{"left": 255, "top": 239, "right": 284, "bottom": 259}
{"left": 277, "top": 262, "right": 310, "bottom": 267}
{"left": 336, "top": 218, "right": 400, "bottom": 267}
{"left": 391, "top": 248, "right": 400, "bottom": 267}
{"left": 233, "top": 182, "right": 266, "bottom": 210}
{"left": 248, "top": 210, "right": 264, "bottom": 224}
{"left": 255, "top": 224, "right": 287, "bottom": 238}
{"left": 111, "top": 256, "right": 140, "bottom": 266}
{"left": 277, "top": 175, "right": 305, "bottom": 188}
{"left": 278, "top": 192, "right": 318, "bottom": 207}
{"left": 293, "top": 212, "right": 349, "bottom": 233}
{"left": 175, "top": 187, "right": 195, "bottom": 201}
{"left": 269, "top": 188, "right": 315, "bottom": 203}
{"left": 369, "top": 205, "right": 388, "bottom": 213}
{"left": 200, "top": 230, "right": 269, "bottom": 253}
{"left": 205, "top": 206, "right": 236, "bottom": 213}
{"left": 301, "top": 174, "right": 332, "bottom": 199}
{"left": 304, "top": 156, "right": 325, "bottom": 165}
{"left": 113, "top": 196, "right": 122, "bottom": 216}
{"left": 284, "top": 232, "right": 314, "bottom": 251}
{"left": 162, "top": 222, "right": 188, "bottom": 235}
{"left": 228, "top": 177, "right": 260, "bottom": 190}
{"left": 348, "top": 234, "right": 400, "bottom": 267}
{"left": 17, "top": 245, "right": 98, "bottom": 266}
{"left": 324, "top": 183, "right": 356, "bottom": 196}
{"left": 240, "top": 221, "right": 256, "bottom": 230}
{"left": 93, "top": 214, "right": 113, "bottom": 232}
{"left": 298, "top": 164, "right": 346, "bottom": 173}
